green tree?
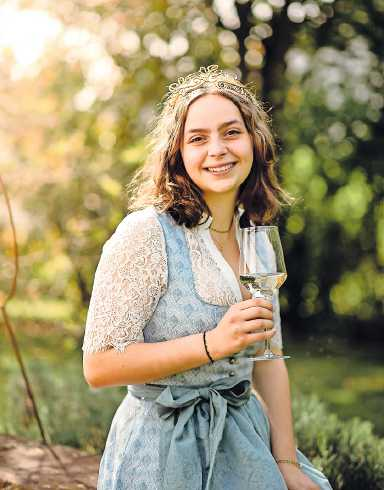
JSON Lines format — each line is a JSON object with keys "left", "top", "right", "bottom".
{"left": 1, "top": 0, "right": 382, "bottom": 339}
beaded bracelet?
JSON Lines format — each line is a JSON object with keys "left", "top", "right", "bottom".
{"left": 203, "top": 331, "right": 214, "bottom": 363}
{"left": 276, "top": 459, "right": 302, "bottom": 469}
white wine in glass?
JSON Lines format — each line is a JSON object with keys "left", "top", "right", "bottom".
{"left": 239, "top": 226, "right": 290, "bottom": 361}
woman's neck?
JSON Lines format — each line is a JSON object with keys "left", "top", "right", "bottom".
{"left": 205, "top": 193, "right": 237, "bottom": 232}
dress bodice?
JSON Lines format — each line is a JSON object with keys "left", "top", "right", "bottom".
{"left": 143, "top": 211, "right": 254, "bottom": 386}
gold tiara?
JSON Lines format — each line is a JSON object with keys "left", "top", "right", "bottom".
{"left": 163, "top": 65, "right": 257, "bottom": 107}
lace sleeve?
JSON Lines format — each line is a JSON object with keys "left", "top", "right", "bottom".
{"left": 270, "top": 289, "right": 283, "bottom": 351}
{"left": 82, "top": 208, "right": 167, "bottom": 354}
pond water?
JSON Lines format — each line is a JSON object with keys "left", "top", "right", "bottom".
{"left": 1, "top": 323, "right": 383, "bottom": 453}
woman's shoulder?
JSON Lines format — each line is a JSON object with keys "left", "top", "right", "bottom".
{"left": 118, "top": 206, "right": 182, "bottom": 234}
{"left": 114, "top": 206, "right": 167, "bottom": 236}
{"left": 119, "top": 205, "right": 160, "bottom": 228}
{"left": 102, "top": 206, "right": 165, "bottom": 254}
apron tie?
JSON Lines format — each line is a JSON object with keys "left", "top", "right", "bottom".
{"left": 129, "top": 377, "right": 251, "bottom": 490}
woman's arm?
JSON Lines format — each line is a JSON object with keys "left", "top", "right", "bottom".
{"left": 252, "top": 359, "right": 297, "bottom": 461}
{"left": 83, "top": 331, "right": 211, "bottom": 388}
{"left": 84, "top": 297, "right": 276, "bottom": 388}
{"left": 252, "top": 360, "right": 320, "bottom": 490}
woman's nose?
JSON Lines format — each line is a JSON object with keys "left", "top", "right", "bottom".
{"left": 207, "top": 137, "right": 227, "bottom": 157}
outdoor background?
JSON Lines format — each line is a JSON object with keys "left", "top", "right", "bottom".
{"left": 0, "top": 0, "right": 383, "bottom": 487}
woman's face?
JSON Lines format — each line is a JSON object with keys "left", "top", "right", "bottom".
{"left": 180, "top": 93, "right": 254, "bottom": 202}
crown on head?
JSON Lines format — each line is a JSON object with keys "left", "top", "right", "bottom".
{"left": 163, "top": 65, "right": 257, "bottom": 108}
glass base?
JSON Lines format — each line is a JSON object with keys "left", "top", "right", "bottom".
{"left": 248, "top": 353, "right": 291, "bottom": 361}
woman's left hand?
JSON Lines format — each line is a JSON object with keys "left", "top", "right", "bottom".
{"left": 279, "top": 464, "right": 320, "bottom": 490}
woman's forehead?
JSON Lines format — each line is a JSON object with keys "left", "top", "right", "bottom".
{"left": 184, "top": 94, "right": 243, "bottom": 132}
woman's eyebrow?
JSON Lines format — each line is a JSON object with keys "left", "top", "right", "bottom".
{"left": 185, "top": 119, "right": 242, "bottom": 135}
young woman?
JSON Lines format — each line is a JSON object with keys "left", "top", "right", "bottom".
{"left": 82, "top": 65, "right": 332, "bottom": 490}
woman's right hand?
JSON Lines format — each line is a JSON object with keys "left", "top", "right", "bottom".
{"left": 206, "top": 298, "right": 275, "bottom": 360}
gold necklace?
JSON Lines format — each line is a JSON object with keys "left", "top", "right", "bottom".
{"left": 210, "top": 219, "right": 233, "bottom": 253}
{"left": 209, "top": 217, "right": 233, "bottom": 233}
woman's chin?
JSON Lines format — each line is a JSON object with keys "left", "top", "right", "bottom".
{"left": 203, "top": 183, "right": 240, "bottom": 197}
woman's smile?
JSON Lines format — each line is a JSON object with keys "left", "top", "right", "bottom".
{"left": 205, "top": 161, "right": 237, "bottom": 174}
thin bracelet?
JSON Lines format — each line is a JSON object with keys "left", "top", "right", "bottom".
{"left": 203, "top": 331, "right": 214, "bottom": 363}
{"left": 275, "top": 459, "right": 302, "bottom": 469}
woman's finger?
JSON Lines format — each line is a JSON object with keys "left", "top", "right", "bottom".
{"left": 241, "top": 319, "right": 274, "bottom": 333}
{"left": 245, "top": 327, "right": 276, "bottom": 344}
{"left": 238, "top": 297, "right": 273, "bottom": 311}
{"left": 240, "top": 306, "right": 273, "bottom": 321}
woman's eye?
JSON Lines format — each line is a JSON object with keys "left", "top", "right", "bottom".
{"left": 226, "top": 129, "right": 241, "bottom": 136}
{"left": 189, "top": 129, "right": 240, "bottom": 143}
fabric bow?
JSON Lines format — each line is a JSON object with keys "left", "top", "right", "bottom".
{"left": 154, "top": 378, "right": 251, "bottom": 490}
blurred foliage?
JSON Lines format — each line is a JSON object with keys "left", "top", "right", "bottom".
{"left": 0, "top": 322, "right": 124, "bottom": 452}
{"left": 286, "top": 337, "right": 384, "bottom": 435}
{"left": 293, "top": 395, "right": 384, "bottom": 490}
{"left": 0, "top": 1, "right": 383, "bottom": 338}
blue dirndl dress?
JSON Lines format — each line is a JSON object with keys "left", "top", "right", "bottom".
{"left": 93, "top": 210, "right": 332, "bottom": 490}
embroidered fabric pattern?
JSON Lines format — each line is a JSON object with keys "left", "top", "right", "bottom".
{"left": 98, "top": 393, "right": 163, "bottom": 488}
{"left": 184, "top": 226, "right": 238, "bottom": 306}
{"left": 82, "top": 208, "right": 167, "bottom": 354}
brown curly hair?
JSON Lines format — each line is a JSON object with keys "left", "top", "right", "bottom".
{"left": 127, "top": 69, "right": 292, "bottom": 228}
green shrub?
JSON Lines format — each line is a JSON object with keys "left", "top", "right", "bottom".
{"left": 293, "top": 394, "right": 384, "bottom": 489}
{"left": 2, "top": 357, "right": 124, "bottom": 454}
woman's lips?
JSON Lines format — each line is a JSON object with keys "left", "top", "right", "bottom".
{"left": 205, "top": 162, "right": 236, "bottom": 174}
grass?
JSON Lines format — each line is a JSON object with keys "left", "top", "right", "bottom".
{"left": 285, "top": 335, "right": 384, "bottom": 435}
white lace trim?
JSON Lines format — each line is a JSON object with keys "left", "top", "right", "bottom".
{"left": 183, "top": 209, "right": 244, "bottom": 305}
{"left": 82, "top": 207, "right": 167, "bottom": 354}
{"left": 184, "top": 226, "right": 237, "bottom": 306}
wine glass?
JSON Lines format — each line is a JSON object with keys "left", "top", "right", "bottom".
{"left": 239, "top": 226, "right": 290, "bottom": 361}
